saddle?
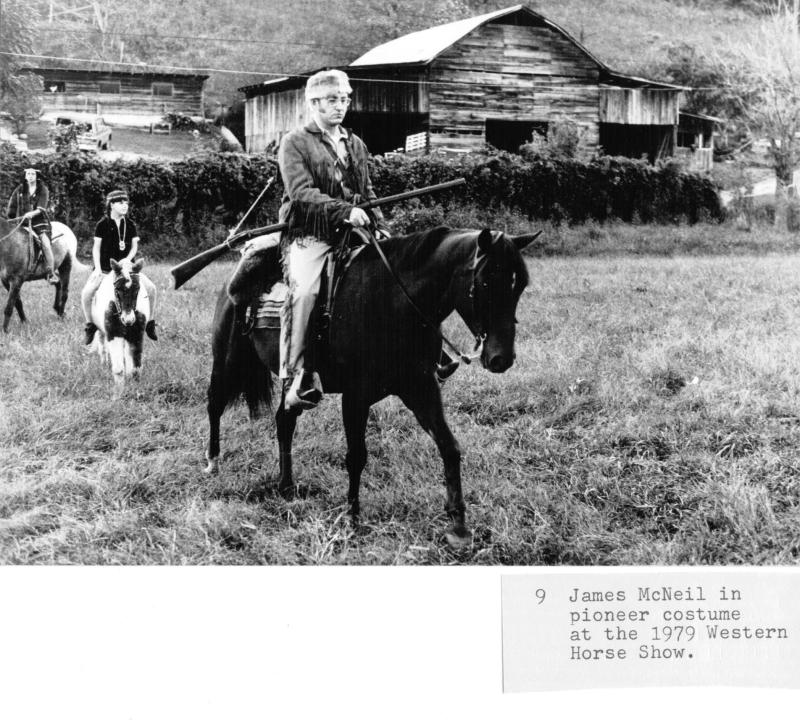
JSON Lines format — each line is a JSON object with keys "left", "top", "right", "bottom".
{"left": 229, "top": 227, "right": 370, "bottom": 344}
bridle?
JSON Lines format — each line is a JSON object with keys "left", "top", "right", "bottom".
{"left": 112, "top": 270, "right": 139, "bottom": 316}
{"left": 366, "top": 231, "right": 490, "bottom": 366}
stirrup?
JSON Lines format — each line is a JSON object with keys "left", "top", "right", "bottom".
{"left": 436, "top": 359, "right": 459, "bottom": 383}
{"left": 284, "top": 371, "right": 323, "bottom": 410}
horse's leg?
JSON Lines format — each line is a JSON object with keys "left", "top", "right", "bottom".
{"left": 54, "top": 256, "right": 72, "bottom": 317}
{"left": 107, "top": 337, "right": 126, "bottom": 391}
{"left": 3, "top": 279, "right": 24, "bottom": 331}
{"left": 205, "top": 362, "right": 227, "bottom": 475}
{"left": 398, "top": 375, "right": 469, "bottom": 548}
{"left": 275, "top": 393, "right": 301, "bottom": 499}
{"left": 342, "top": 390, "right": 370, "bottom": 520}
{"left": 127, "top": 338, "right": 142, "bottom": 381}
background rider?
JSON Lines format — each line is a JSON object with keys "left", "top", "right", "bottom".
{"left": 5, "top": 168, "right": 59, "bottom": 284}
{"left": 81, "top": 189, "right": 158, "bottom": 344}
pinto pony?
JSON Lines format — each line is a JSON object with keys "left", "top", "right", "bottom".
{"left": 88, "top": 258, "right": 151, "bottom": 388}
{"left": 206, "top": 226, "right": 538, "bottom": 546}
{"left": 0, "top": 219, "right": 88, "bottom": 332}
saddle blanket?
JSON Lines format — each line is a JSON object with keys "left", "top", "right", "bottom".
{"left": 248, "top": 282, "right": 288, "bottom": 329}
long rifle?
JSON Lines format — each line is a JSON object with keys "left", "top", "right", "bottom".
{"left": 170, "top": 177, "right": 466, "bottom": 289}
{"left": 228, "top": 176, "right": 275, "bottom": 239}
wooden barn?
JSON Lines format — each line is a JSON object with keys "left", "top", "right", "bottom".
{"left": 240, "top": 4, "right": 687, "bottom": 161}
{"left": 29, "top": 64, "right": 208, "bottom": 125}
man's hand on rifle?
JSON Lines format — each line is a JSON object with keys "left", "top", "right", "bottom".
{"left": 242, "top": 233, "right": 280, "bottom": 256}
{"left": 348, "top": 207, "right": 371, "bottom": 227}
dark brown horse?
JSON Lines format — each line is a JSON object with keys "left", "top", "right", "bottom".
{"left": 0, "top": 219, "right": 86, "bottom": 332}
{"left": 206, "top": 226, "right": 538, "bottom": 546}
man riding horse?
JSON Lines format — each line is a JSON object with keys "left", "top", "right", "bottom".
{"left": 241, "top": 69, "right": 453, "bottom": 411}
{"left": 6, "top": 168, "right": 59, "bottom": 284}
{"left": 242, "top": 69, "right": 388, "bottom": 409}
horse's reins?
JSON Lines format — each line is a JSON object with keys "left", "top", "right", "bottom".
{"left": 365, "top": 232, "right": 486, "bottom": 365}
{"left": 0, "top": 218, "right": 26, "bottom": 243}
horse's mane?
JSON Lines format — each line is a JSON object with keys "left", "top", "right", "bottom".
{"left": 380, "top": 225, "right": 454, "bottom": 269}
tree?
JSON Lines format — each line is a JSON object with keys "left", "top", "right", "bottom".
{"left": 3, "top": 75, "right": 43, "bottom": 134}
{"left": 0, "top": 0, "right": 44, "bottom": 133}
{"left": 721, "top": 0, "right": 800, "bottom": 228}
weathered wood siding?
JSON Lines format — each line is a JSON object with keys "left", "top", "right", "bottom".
{"left": 599, "top": 88, "right": 679, "bottom": 125}
{"left": 349, "top": 71, "right": 428, "bottom": 114}
{"left": 35, "top": 69, "right": 205, "bottom": 120}
{"left": 427, "top": 21, "right": 601, "bottom": 151}
{"left": 245, "top": 73, "right": 427, "bottom": 152}
{"left": 246, "top": 88, "right": 306, "bottom": 152}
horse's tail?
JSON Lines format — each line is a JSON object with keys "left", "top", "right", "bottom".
{"left": 66, "top": 238, "right": 90, "bottom": 272}
{"left": 209, "top": 286, "right": 272, "bottom": 419}
{"left": 70, "top": 249, "right": 90, "bottom": 272}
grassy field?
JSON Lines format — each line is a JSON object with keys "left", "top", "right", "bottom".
{"left": 2, "top": 224, "right": 800, "bottom": 565}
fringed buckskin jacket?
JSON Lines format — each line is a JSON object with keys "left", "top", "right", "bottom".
{"left": 277, "top": 121, "right": 388, "bottom": 244}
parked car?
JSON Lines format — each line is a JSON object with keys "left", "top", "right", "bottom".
{"left": 54, "top": 113, "right": 112, "bottom": 151}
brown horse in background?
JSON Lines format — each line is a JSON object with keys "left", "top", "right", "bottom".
{"left": 0, "top": 219, "right": 87, "bottom": 332}
{"left": 205, "top": 226, "right": 539, "bottom": 547}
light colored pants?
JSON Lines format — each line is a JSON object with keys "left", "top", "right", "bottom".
{"left": 279, "top": 238, "right": 331, "bottom": 379}
{"left": 81, "top": 270, "right": 157, "bottom": 323}
{"left": 38, "top": 232, "right": 56, "bottom": 276}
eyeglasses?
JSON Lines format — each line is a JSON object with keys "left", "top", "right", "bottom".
{"left": 111, "top": 198, "right": 129, "bottom": 204}
{"left": 316, "top": 94, "right": 351, "bottom": 107}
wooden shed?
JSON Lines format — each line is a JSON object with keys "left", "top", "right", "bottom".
{"left": 29, "top": 64, "right": 208, "bottom": 126}
{"left": 240, "top": 4, "right": 686, "bottom": 161}
{"left": 675, "top": 111, "right": 720, "bottom": 172}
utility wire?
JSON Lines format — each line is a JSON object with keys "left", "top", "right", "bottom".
{"left": 33, "top": 24, "right": 342, "bottom": 49}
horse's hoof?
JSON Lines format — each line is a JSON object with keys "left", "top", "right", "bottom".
{"left": 204, "top": 458, "right": 219, "bottom": 475}
{"left": 445, "top": 528, "right": 472, "bottom": 550}
{"left": 278, "top": 484, "right": 296, "bottom": 501}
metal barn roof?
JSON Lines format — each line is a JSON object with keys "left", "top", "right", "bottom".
{"left": 350, "top": 5, "right": 530, "bottom": 67}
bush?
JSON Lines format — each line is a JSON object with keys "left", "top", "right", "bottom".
{"left": 0, "top": 143, "right": 723, "bottom": 260}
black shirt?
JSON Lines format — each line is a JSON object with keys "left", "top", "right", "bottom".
{"left": 94, "top": 215, "right": 139, "bottom": 272}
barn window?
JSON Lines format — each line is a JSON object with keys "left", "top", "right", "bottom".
{"left": 152, "top": 82, "right": 174, "bottom": 97}
{"left": 98, "top": 81, "right": 121, "bottom": 94}
{"left": 485, "top": 120, "right": 548, "bottom": 153}
{"left": 46, "top": 81, "right": 66, "bottom": 93}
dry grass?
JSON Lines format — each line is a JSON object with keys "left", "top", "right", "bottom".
{"left": 3, "top": 225, "right": 800, "bottom": 565}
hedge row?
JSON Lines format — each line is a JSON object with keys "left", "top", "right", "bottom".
{"left": 371, "top": 153, "right": 723, "bottom": 225}
{"left": 0, "top": 145, "right": 722, "bottom": 260}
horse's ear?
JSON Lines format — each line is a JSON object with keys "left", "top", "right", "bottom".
{"left": 510, "top": 229, "right": 543, "bottom": 251}
{"left": 132, "top": 258, "right": 144, "bottom": 273}
{"left": 110, "top": 259, "right": 121, "bottom": 272}
{"left": 478, "top": 228, "right": 494, "bottom": 253}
